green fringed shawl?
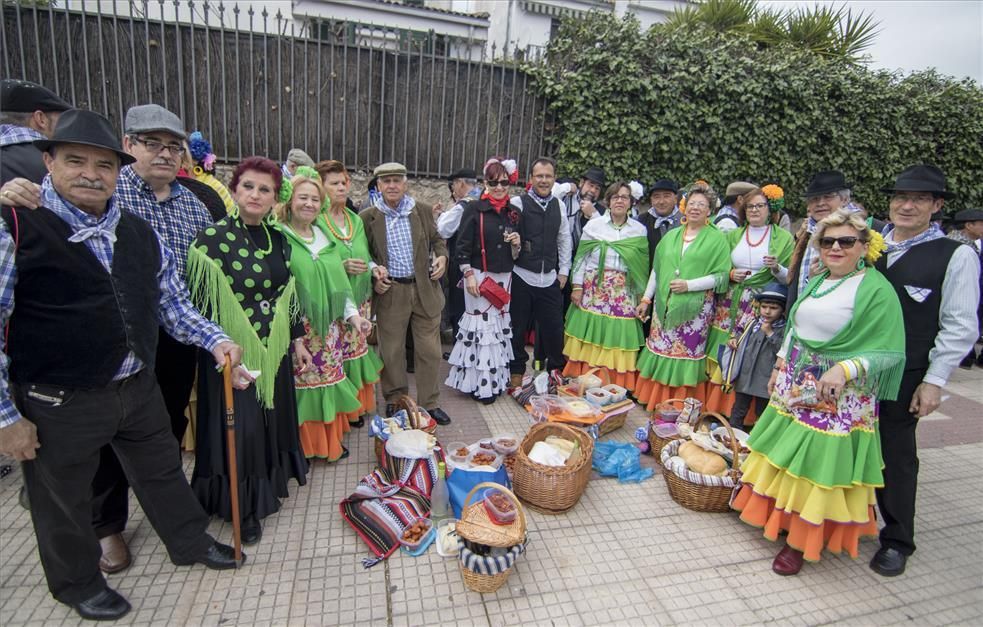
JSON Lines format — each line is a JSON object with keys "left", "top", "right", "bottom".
{"left": 787, "top": 268, "right": 906, "bottom": 401}
{"left": 277, "top": 217, "right": 355, "bottom": 338}
{"left": 321, "top": 206, "right": 373, "bottom": 306}
{"left": 724, "top": 224, "right": 795, "bottom": 325}
{"left": 186, "top": 217, "right": 298, "bottom": 409}
{"left": 572, "top": 234, "right": 650, "bottom": 298}
{"left": 653, "top": 226, "right": 731, "bottom": 328}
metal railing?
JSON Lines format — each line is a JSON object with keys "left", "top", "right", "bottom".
{"left": 1, "top": 0, "right": 553, "bottom": 177}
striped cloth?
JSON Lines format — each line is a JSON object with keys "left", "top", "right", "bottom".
{"left": 458, "top": 540, "right": 527, "bottom": 575}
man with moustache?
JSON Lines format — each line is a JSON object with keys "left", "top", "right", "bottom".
{"left": 636, "top": 179, "right": 682, "bottom": 261}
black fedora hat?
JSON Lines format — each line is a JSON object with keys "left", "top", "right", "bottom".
{"left": 582, "top": 166, "right": 606, "bottom": 187}
{"left": 880, "top": 164, "right": 955, "bottom": 199}
{"left": 647, "top": 178, "right": 679, "bottom": 195}
{"left": 952, "top": 208, "right": 983, "bottom": 224}
{"left": 34, "top": 109, "right": 135, "bottom": 166}
{"left": 803, "top": 170, "right": 851, "bottom": 197}
{"left": 446, "top": 168, "right": 477, "bottom": 181}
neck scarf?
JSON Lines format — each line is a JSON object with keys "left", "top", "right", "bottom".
{"left": 40, "top": 176, "right": 121, "bottom": 246}
{"left": 882, "top": 223, "right": 944, "bottom": 255}
{"left": 654, "top": 226, "right": 732, "bottom": 327}
{"left": 376, "top": 194, "right": 415, "bottom": 218}
{"left": 650, "top": 207, "right": 680, "bottom": 227}
{"left": 482, "top": 192, "right": 509, "bottom": 213}
{"left": 572, "top": 235, "right": 650, "bottom": 298}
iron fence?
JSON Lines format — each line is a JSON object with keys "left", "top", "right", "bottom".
{"left": 1, "top": 0, "right": 553, "bottom": 178}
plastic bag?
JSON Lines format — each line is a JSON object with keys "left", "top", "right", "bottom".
{"left": 591, "top": 441, "right": 654, "bottom": 483}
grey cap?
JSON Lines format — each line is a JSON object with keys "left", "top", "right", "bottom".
{"left": 286, "top": 148, "right": 314, "bottom": 167}
{"left": 374, "top": 162, "right": 408, "bottom": 177}
{"left": 124, "top": 104, "right": 186, "bottom": 139}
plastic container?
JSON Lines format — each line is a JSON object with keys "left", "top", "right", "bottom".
{"left": 655, "top": 404, "right": 682, "bottom": 423}
{"left": 399, "top": 517, "right": 434, "bottom": 551}
{"left": 447, "top": 442, "right": 470, "bottom": 465}
{"left": 584, "top": 387, "right": 614, "bottom": 407}
{"left": 476, "top": 438, "right": 496, "bottom": 452}
{"left": 435, "top": 518, "right": 460, "bottom": 557}
{"left": 564, "top": 398, "right": 597, "bottom": 418}
{"left": 482, "top": 488, "right": 518, "bottom": 525}
{"left": 492, "top": 434, "right": 519, "bottom": 455}
{"left": 602, "top": 384, "right": 628, "bottom": 403}
{"left": 653, "top": 422, "right": 680, "bottom": 439}
{"left": 468, "top": 449, "right": 503, "bottom": 470}
{"left": 576, "top": 372, "right": 603, "bottom": 389}
{"left": 529, "top": 396, "right": 550, "bottom": 422}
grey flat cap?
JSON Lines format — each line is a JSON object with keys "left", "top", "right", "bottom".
{"left": 287, "top": 148, "right": 314, "bottom": 167}
{"left": 374, "top": 162, "right": 408, "bottom": 177}
{"left": 124, "top": 104, "right": 186, "bottom": 139}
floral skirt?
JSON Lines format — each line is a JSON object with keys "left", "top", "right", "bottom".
{"left": 445, "top": 270, "right": 513, "bottom": 400}
{"left": 562, "top": 269, "right": 644, "bottom": 389}
{"left": 295, "top": 319, "right": 362, "bottom": 461}
{"left": 341, "top": 300, "right": 383, "bottom": 417}
{"left": 634, "top": 291, "right": 714, "bottom": 411}
{"left": 732, "top": 345, "right": 882, "bottom": 562}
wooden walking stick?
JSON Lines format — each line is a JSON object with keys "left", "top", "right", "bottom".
{"left": 222, "top": 355, "right": 243, "bottom": 566}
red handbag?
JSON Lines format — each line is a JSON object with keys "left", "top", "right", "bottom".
{"left": 477, "top": 213, "right": 511, "bottom": 310}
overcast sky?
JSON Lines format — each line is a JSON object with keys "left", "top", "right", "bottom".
{"left": 760, "top": 1, "right": 982, "bottom": 83}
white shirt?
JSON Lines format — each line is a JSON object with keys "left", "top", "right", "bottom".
{"left": 510, "top": 195, "right": 573, "bottom": 289}
{"left": 436, "top": 200, "right": 466, "bottom": 239}
{"left": 779, "top": 273, "right": 864, "bottom": 358}
{"left": 571, "top": 214, "right": 647, "bottom": 284}
{"left": 731, "top": 225, "right": 789, "bottom": 283}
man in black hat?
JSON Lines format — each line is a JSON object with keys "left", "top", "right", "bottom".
{"left": 636, "top": 179, "right": 682, "bottom": 261}
{"left": 0, "top": 109, "right": 246, "bottom": 620}
{"left": 563, "top": 166, "right": 607, "bottom": 252}
{"left": 0, "top": 79, "right": 72, "bottom": 184}
{"left": 872, "top": 164, "right": 980, "bottom": 577}
{"left": 946, "top": 208, "right": 983, "bottom": 368}
{"left": 786, "top": 170, "right": 852, "bottom": 305}
{"left": 435, "top": 167, "right": 481, "bottom": 340}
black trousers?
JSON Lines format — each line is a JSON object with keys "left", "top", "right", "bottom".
{"left": 16, "top": 369, "right": 213, "bottom": 604}
{"left": 876, "top": 368, "right": 924, "bottom": 556}
{"left": 90, "top": 330, "right": 198, "bottom": 537}
{"left": 730, "top": 393, "right": 769, "bottom": 430}
{"left": 509, "top": 275, "right": 566, "bottom": 375}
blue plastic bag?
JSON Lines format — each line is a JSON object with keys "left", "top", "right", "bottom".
{"left": 447, "top": 466, "right": 511, "bottom": 518}
{"left": 592, "top": 441, "right": 653, "bottom": 483}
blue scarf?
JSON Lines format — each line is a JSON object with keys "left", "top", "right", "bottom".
{"left": 881, "top": 223, "right": 944, "bottom": 255}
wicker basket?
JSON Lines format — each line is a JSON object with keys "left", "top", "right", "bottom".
{"left": 457, "top": 483, "right": 527, "bottom": 593}
{"left": 512, "top": 422, "right": 594, "bottom": 514}
{"left": 557, "top": 366, "right": 611, "bottom": 398}
{"left": 660, "top": 412, "right": 741, "bottom": 513}
{"left": 374, "top": 395, "right": 437, "bottom": 462}
{"left": 647, "top": 398, "right": 686, "bottom": 464}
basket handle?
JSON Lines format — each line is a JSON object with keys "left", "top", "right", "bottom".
{"left": 395, "top": 394, "right": 427, "bottom": 429}
{"left": 461, "top": 481, "right": 527, "bottom": 531}
{"left": 696, "top": 411, "right": 741, "bottom": 471}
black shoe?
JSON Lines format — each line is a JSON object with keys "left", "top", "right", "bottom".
{"left": 385, "top": 403, "right": 399, "bottom": 418}
{"left": 173, "top": 541, "right": 246, "bottom": 570}
{"left": 350, "top": 415, "right": 365, "bottom": 428}
{"left": 338, "top": 446, "right": 350, "bottom": 460}
{"left": 428, "top": 407, "right": 451, "bottom": 425}
{"left": 442, "top": 351, "right": 451, "bottom": 360}
{"left": 242, "top": 517, "right": 262, "bottom": 546}
{"left": 473, "top": 394, "right": 497, "bottom": 406}
{"left": 870, "top": 546, "right": 907, "bottom": 577}
{"left": 71, "top": 588, "right": 131, "bottom": 621}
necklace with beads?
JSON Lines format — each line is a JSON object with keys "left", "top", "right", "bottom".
{"left": 808, "top": 268, "right": 863, "bottom": 298}
{"left": 744, "top": 225, "right": 769, "bottom": 247}
{"left": 325, "top": 209, "right": 354, "bottom": 248}
{"left": 246, "top": 221, "right": 273, "bottom": 257}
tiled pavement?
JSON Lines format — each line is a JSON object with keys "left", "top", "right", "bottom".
{"left": 2, "top": 358, "right": 982, "bottom": 626}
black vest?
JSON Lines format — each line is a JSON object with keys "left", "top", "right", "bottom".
{"left": 515, "top": 194, "right": 561, "bottom": 274}
{"left": 875, "top": 237, "right": 960, "bottom": 372}
{"left": 2, "top": 205, "right": 162, "bottom": 387}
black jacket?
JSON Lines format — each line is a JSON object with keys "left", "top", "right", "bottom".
{"left": 455, "top": 199, "right": 517, "bottom": 273}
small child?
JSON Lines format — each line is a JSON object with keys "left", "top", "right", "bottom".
{"left": 728, "top": 282, "right": 788, "bottom": 431}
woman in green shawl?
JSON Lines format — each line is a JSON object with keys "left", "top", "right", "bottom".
{"left": 634, "top": 181, "right": 731, "bottom": 410}
{"left": 188, "top": 157, "right": 309, "bottom": 546}
{"left": 705, "top": 186, "right": 794, "bottom": 416}
{"left": 315, "top": 160, "right": 384, "bottom": 426}
{"left": 275, "top": 167, "right": 371, "bottom": 462}
{"left": 563, "top": 181, "right": 650, "bottom": 389}
{"left": 733, "top": 209, "right": 903, "bottom": 575}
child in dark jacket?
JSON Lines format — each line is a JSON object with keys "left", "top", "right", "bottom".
{"left": 727, "top": 282, "right": 788, "bottom": 431}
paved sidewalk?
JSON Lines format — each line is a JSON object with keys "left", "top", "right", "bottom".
{"left": 1, "top": 363, "right": 981, "bottom": 626}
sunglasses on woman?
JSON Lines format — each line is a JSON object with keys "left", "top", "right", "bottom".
{"left": 818, "top": 236, "right": 866, "bottom": 249}
{"left": 487, "top": 180, "right": 510, "bottom": 188}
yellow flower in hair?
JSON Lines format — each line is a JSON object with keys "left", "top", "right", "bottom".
{"left": 678, "top": 194, "right": 687, "bottom": 213}
{"left": 865, "top": 230, "right": 887, "bottom": 263}
{"left": 762, "top": 184, "right": 784, "bottom": 200}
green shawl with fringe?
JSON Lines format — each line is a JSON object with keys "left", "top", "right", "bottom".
{"left": 724, "top": 224, "right": 795, "bottom": 325}
{"left": 572, "top": 234, "right": 650, "bottom": 298}
{"left": 654, "top": 226, "right": 731, "bottom": 328}
{"left": 277, "top": 217, "right": 355, "bottom": 338}
{"left": 787, "top": 268, "right": 906, "bottom": 401}
{"left": 321, "top": 206, "right": 373, "bottom": 306}
{"left": 186, "top": 217, "right": 298, "bottom": 409}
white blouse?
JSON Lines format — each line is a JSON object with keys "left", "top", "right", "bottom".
{"left": 779, "top": 272, "right": 864, "bottom": 358}
{"left": 287, "top": 225, "right": 359, "bottom": 321}
{"left": 731, "top": 225, "right": 789, "bottom": 283}
{"left": 571, "top": 214, "right": 648, "bottom": 285}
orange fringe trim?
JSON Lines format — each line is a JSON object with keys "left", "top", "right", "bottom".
{"left": 732, "top": 484, "right": 878, "bottom": 562}
{"left": 562, "top": 360, "right": 638, "bottom": 391}
{"left": 634, "top": 377, "right": 706, "bottom": 411}
{"left": 299, "top": 417, "right": 352, "bottom": 461}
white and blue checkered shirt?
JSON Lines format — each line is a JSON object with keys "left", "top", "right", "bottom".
{"left": 798, "top": 217, "right": 819, "bottom": 296}
{"left": 0, "top": 177, "right": 229, "bottom": 427}
{"left": 377, "top": 195, "right": 416, "bottom": 278}
{"left": 0, "top": 124, "right": 44, "bottom": 147}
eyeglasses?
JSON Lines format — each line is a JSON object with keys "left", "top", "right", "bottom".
{"left": 818, "top": 236, "right": 865, "bottom": 249}
{"left": 686, "top": 202, "right": 709, "bottom": 209}
{"left": 487, "top": 180, "right": 510, "bottom": 188}
{"left": 746, "top": 203, "right": 769, "bottom": 211}
{"left": 131, "top": 136, "right": 186, "bottom": 156}
{"left": 610, "top": 194, "right": 632, "bottom": 202}
{"left": 890, "top": 192, "right": 935, "bottom": 205}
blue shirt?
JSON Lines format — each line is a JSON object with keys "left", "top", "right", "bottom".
{"left": 0, "top": 178, "right": 229, "bottom": 427}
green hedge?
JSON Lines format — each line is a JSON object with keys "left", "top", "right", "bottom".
{"left": 525, "top": 14, "right": 983, "bottom": 216}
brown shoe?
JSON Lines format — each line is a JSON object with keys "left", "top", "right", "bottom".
{"left": 99, "top": 533, "right": 132, "bottom": 574}
{"left": 510, "top": 374, "right": 524, "bottom": 388}
{"left": 771, "top": 543, "right": 804, "bottom": 576}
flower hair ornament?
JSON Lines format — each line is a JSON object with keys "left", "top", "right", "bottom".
{"left": 277, "top": 177, "right": 293, "bottom": 204}
{"left": 188, "top": 131, "right": 217, "bottom": 173}
{"left": 485, "top": 157, "right": 520, "bottom": 185}
{"left": 762, "top": 184, "right": 785, "bottom": 212}
{"left": 628, "top": 180, "right": 644, "bottom": 202}
{"left": 865, "top": 229, "right": 886, "bottom": 264}
{"left": 293, "top": 165, "right": 322, "bottom": 182}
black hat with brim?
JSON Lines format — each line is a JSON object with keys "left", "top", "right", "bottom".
{"left": 880, "top": 164, "right": 955, "bottom": 200}
{"left": 447, "top": 168, "right": 477, "bottom": 181}
{"left": 34, "top": 109, "right": 136, "bottom": 166}
{"left": 582, "top": 166, "right": 606, "bottom": 187}
{"left": 647, "top": 179, "right": 679, "bottom": 195}
{"left": 1, "top": 79, "right": 72, "bottom": 113}
{"left": 755, "top": 281, "right": 788, "bottom": 307}
{"left": 804, "top": 170, "right": 851, "bottom": 198}
{"left": 952, "top": 208, "right": 983, "bottom": 223}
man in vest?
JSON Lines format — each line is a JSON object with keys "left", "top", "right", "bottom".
{"left": 0, "top": 109, "right": 246, "bottom": 620}
{"left": 562, "top": 166, "right": 606, "bottom": 252}
{"left": 636, "top": 178, "right": 682, "bottom": 262}
{"left": 0, "top": 79, "right": 71, "bottom": 185}
{"left": 786, "top": 170, "right": 851, "bottom": 306}
{"left": 509, "top": 157, "right": 573, "bottom": 386}
{"left": 873, "top": 164, "right": 980, "bottom": 576}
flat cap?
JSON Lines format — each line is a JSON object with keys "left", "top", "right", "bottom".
{"left": 447, "top": 168, "right": 477, "bottom": 181}
{"left": 124, "top": 104, "right": 186, "bottom": 139}
{"left": 724, "top": 181, "right": 756, "bottom": 197}
{"left": 1, "top": 79, "right": 71, "bottom": 113}
{"left": 374, "top": 162, "right": 408, "bottom": 177}
{"left": 286, "top": 148, "right": 314, "bottom": 167}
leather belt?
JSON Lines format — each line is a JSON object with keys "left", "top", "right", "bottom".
{"left": 391, "top": 276, "right": 415, "bottom": 284}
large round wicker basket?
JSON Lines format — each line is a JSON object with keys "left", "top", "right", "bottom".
{"left": 512, "top": 422, "right": 593, "bottom": 514}
{"left": 457, "top": 483, "right": 527, "bottom": 593}
{"left": 660, "top": 412, "right": 741, "bottom": 513}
